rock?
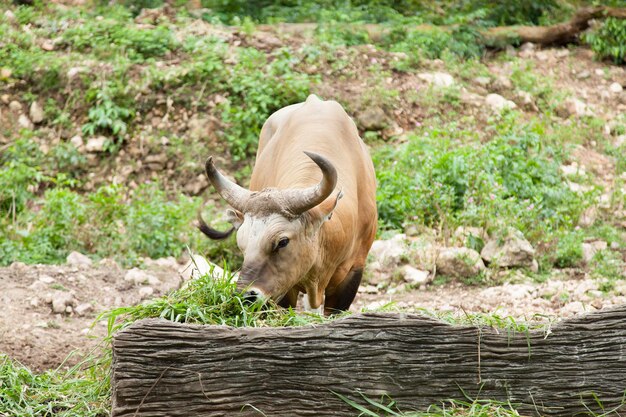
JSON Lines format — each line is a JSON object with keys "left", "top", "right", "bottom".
{"left": 4, "top": 10, "right": 16, "bottom": 22}
{"left": 473, "top": 76, "right": 491, "bottom": 87}
{"left": 556, "top": 98, "right": 593, "bottom": 118}
{"left": 145, "top": 153, "right": 168, "bottom": 165}
{"left": 492, "top": 75, "right": 512, "bottom": 91}
{"left": 554, "top": 49, "right": 570, "bottom": 58}
{"left": 8, "top": 101, "right": 22, "bottom": 112}
{"left": 0, "top": 68, "right": 11, "bottom": 79}
{"left": 38, "top": 275, "right": 55, "bottom": 284}
{"left": 30, "top": 297, "right": 40, "bottom": 308}
{"left": 417, "top": 72, "right": 455, "bottom": 88}
{"left": 361, "top": 285, "right": 378, "bottom": 294}
{"left": 70, "top": 135, "right": 84, "bottom": 149}
{"left": 515, "top": 90, "right": 536, "bottom": 110}
{"left": 370, "top": 234, "right": 408, "bottom": 267}
{"left": 29, "top": 101, "right": 44, "bottom": 124}
{"left": 51, "top": 292, "right": 75, "bottom": 314}
{"left": 520, "top": 42, "right": 535, "bottom": 52}
{"left": 41, "top": 40, "right": 55, "bottom": 51}
{"left": 481, "top": 228, "right": 535, "bottom": 268}
{"left": 436, "top": 247, "right": 485, "bottom": 278}
{"left": 67, "top": 67, "right": 86, "bottom": 80}
{"left": 74, "top": 303, "right": 93, "bottom": 316}
{"left": 139, "top": 286, "right": 155, "bottom": 299}
{"left": 85, "top": 136, "right": 107, "bottom": 152}
{"left": 401, "top": 265, "right": 431, "bottom": 285}
{"left": 1, "top": 94, "right": 9, "bottom": 104}
{"left": 29, "top": 281, "right": 48, "bottom": 292}
{"left": 187, "top": 116, "right": 214, "bottom": 141}
{"left": 357, "top": 106, "right": 388, "bottom": 131}
{"left": 144, "top": 256, "right": 179, "bottom": 269}
{"left": 66, "top": 251, "right": 92, "bottom": 267}
{"left": 560, "top": 163, "right": 585, "bottom": 177}
{"left": 411, "top": 236, "right": 439, "bottom": 272}
{"left": 609, "top": 82, "right": 623, "bottom": 94}
{"left": 66, "top": 306, "right": 73, "bottom": 314}
{"left": 183, "top": 174, "right": 209, "bottom": 195}
{"left": 124, "top": 268, "right": 159, "bottom": 285}
{"left": 576, "top": 70, "right": 591, "bottom": 80}
{"left": 615, "top": 135, "right": 626, "bottom": 148}
{"left": 18, "top": 114, "right": 34, "bottom": 129}
{"left": 459, "top": 91, "right": 484, "bottom": 107}
{"left": 454, "top": 226, "right": 487, "bottom": 243}
{"left": 485, "top": 94, "right": 516, "bottom": 111}
{"left": 561, "top": 301, "right": 588, "bottom": 316}
{"left": 578, "top": 206, "right": 597, "bottom": 228}
{"left": 582, "top": 241, "right": 607, "bottom": 264}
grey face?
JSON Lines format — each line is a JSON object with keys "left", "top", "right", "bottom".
{"left": 235, "top": 213, "right": 320, "bottom": 302}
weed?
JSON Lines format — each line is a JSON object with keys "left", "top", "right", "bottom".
{"left": 583, "top": 18, "right": 626, "bottom": 64}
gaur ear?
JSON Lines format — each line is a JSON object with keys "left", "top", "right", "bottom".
{"left": 226, "top": 209, "right": 244, "bottom": 230}
{"left": 310, "top": 189, "right": 343, "bottom": 228}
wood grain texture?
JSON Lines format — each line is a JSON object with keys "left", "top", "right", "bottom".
{"left": 112, "top": 306, "right": 626, "bottom": 416}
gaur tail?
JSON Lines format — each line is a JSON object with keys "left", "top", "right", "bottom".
{"left": 197, "top": 208, "right": 235, "bottom": 240}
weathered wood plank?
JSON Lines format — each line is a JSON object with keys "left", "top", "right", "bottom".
{"left": 112, "top": 306, "right": 626, "bottom": 416}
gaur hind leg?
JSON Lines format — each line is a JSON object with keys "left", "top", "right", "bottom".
{"left": 324, "top": 266, "right": 364, "bottom": 316}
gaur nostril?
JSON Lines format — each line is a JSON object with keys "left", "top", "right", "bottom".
{"left": 243, "top": 290, "right": 259, "bottom": 303}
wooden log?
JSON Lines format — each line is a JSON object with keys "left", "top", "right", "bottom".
{"left": 112, "top": 306, "right": 626, "bottom": 416}
{"left": 254, "top": 6, "right": 626, "bottom": 46}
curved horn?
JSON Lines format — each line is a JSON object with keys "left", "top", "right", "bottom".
{"left": 205, "top": 156, "right": 251, "bottom": 212}
{"left": 282, "top": 151, "right": 338, "bottom": 215}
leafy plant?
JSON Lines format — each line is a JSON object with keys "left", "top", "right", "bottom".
{"left": 584, "top": 17, "right": 626, "bottom": 64}
{"left": 82, "top": 83, "right": 134, "bottom": 151}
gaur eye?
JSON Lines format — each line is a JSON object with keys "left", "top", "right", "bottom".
{"left": 275, "top": 237, "right": 290, "bottom": 251}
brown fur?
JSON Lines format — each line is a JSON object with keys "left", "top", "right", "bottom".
{"left": 240, "top": 96, "right": 377, "bottom": 309}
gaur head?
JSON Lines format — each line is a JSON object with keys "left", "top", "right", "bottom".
{"left": 198, "top": 152, "right": 341, "bottom": 303}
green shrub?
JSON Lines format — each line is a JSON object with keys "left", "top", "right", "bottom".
{"left": 82, "top": 83, "right": 135, "bottom": 151}
{"left": 584, "top": 18, "right": 626, "bottom": 64}
{"left": 374, "top": 118, "right": 589, "bottom": 245}
{"left": 219, "top": 47, "right": 314, "bottom": 160}
{"left": 554, "top": 230, "right": 584, "bottom": 268}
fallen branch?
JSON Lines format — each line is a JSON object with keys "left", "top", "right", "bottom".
{"left": 254, "top": 6, "right": 626, "bottom": 47}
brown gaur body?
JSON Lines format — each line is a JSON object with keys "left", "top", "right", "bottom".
{"left": 199, "top": 94, "right": 377, "bottom": 315}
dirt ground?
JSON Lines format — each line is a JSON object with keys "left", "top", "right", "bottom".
{"left": 0, "top": 259, "right": 184, "bottom": 371}
{"left": 2, "top": 257, "right": 626, "bottom": 371}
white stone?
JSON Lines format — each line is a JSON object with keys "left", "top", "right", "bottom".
{"left": 582, "top": 241, "right": 607, "bottom": 264}
{"left": 485, "top": 94, "right": 516, "bottom": 111}
{"left": 9, "top": 101, "right": 22, "bottom": 112}
{"left": 38, "top": 275, "right": 55, "bottom": 284}
{"left": 481, "top": 228, "right": 535, "bottom": 268}
{"left": 609, "top": 82, "right": 623, "bottom": 93}
{"left": 30, "top": 297, "right": 40, "bottom": 307}
{"left": 4, "top": 10, "right": 15, "bottom": 21}
{"left": 124, "top": 268, "right": 158, "bottom": 285}
{"left": 401, "top": 265, "right": 431, "bottom": 285}
{"left": 370, "top": 234, "right": 408, "bottom": 267}
{"left": 85, "top": 136, "right": 107, "bottom": 152}
{"left": 70, "top": 135, "right": 84, "bottom": 149}
{"left": 29, "top": 101, "right": 44, "bottom": 124}
{"left": 144, "top": 256, "right": 179, "bottom": 269}
{"left": 436, "top": 247, "right": 485, "bottom": 278}
{"left": 417, "top": 72, "right": 455, "bottom": 88}
{"left": 18, "top": 114, "right": 33, "bottom": 129}
{"left": 74, "top": 303, "right": 93, "bottom": 316}
{"left": 66, "top": 251, "right": 92, "bottom": 267}
{"left": 139, "top": 286, "right": 155, "bottom": 299}
{"left": 51, "top": 292, "right": 75, "bottom": 314}
{"left": 559, "top": 98, "right": 594, "bottom": 118}
{"left": 560, "top": 163, "right": 585, "bottom": 177}
{"left": 67, "top": 67, "right": 86, "bottom": 80}
{"left": 561, "top": 301, "right": 588, "bottom": 316}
